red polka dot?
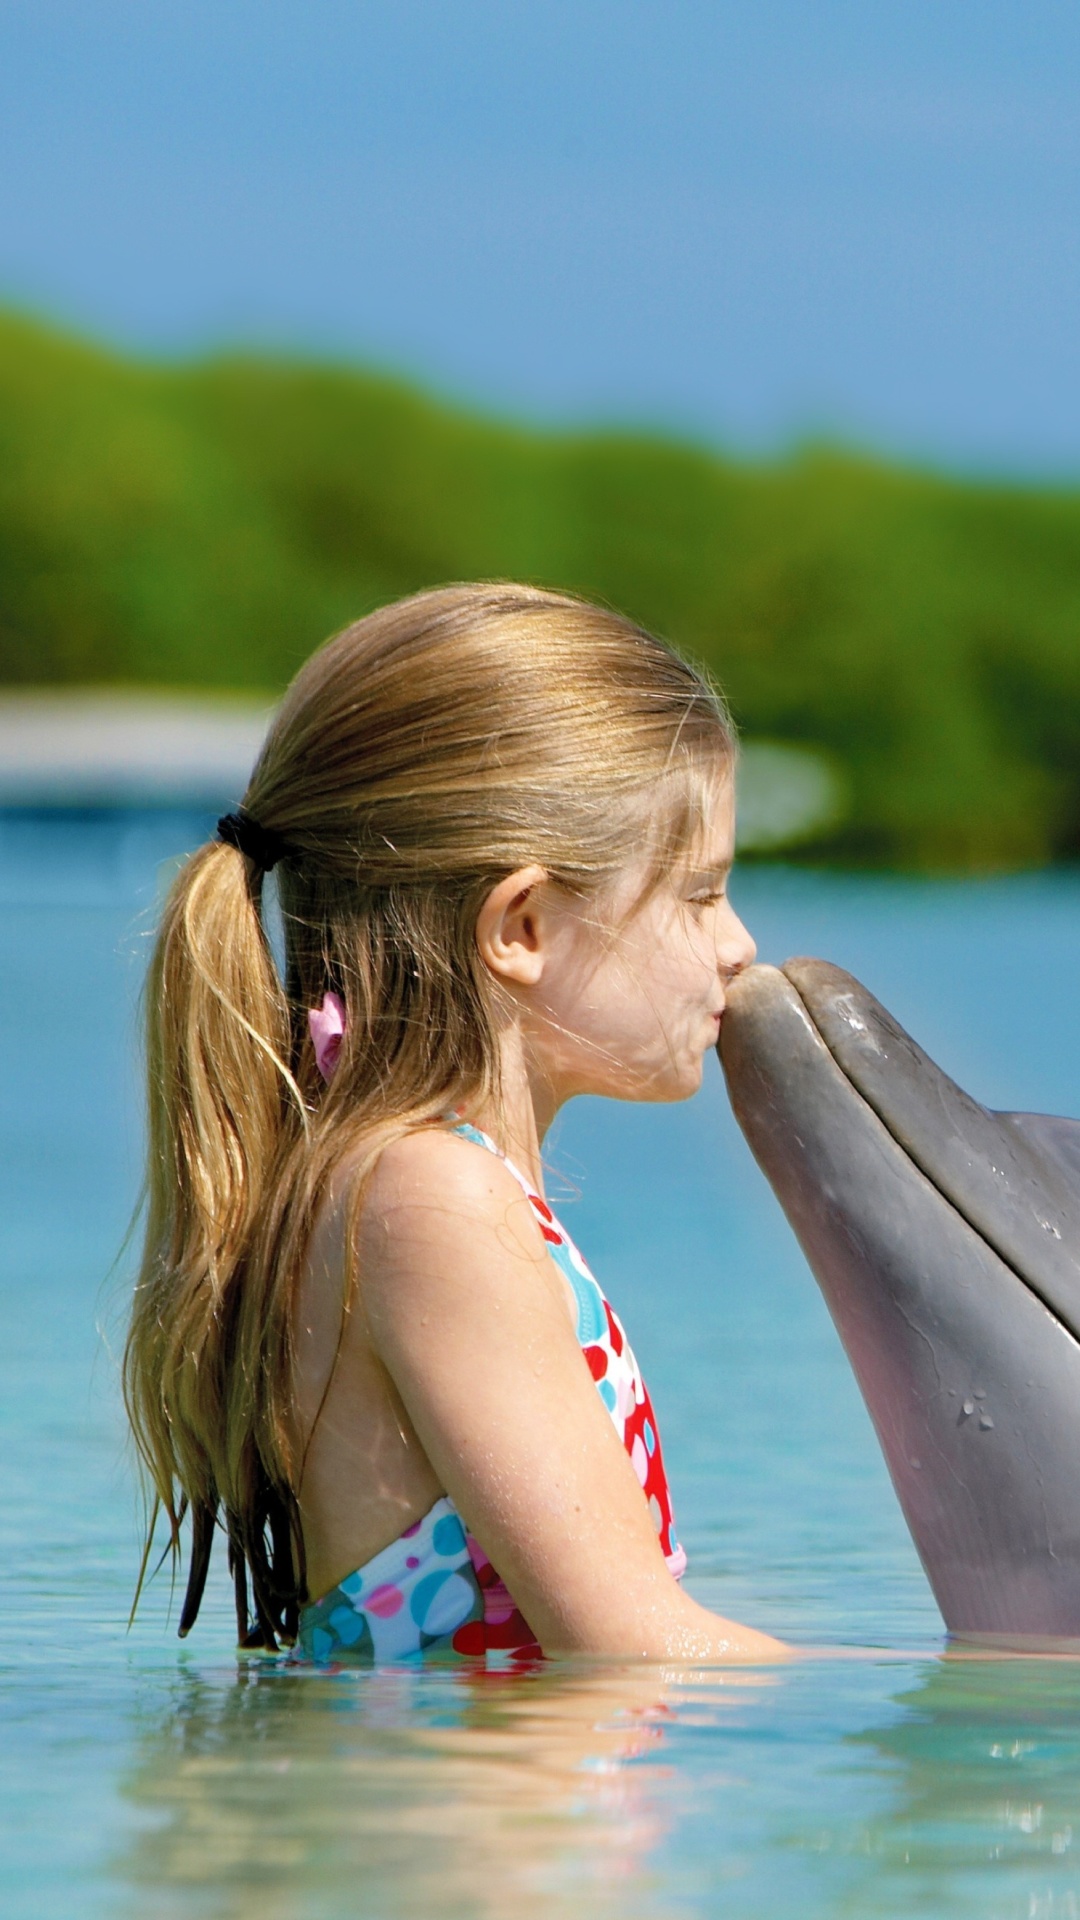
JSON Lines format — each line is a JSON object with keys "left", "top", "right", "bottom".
{"left": 485, "top": 1609, "right": 541, "bottom": 1651}
{"left": 451, "top": 1612, "right": 541, "bottom": 1657}
{"left": 529, "top": 1195, "right": 554, "bottom": 1223}
{"left": 451, "top": 1620, "right": 487, "bottom": 1655}
{"left": 540, "top": 1225, "right": 562, "bottom": 1245}
{"left": 583, "top": 1344, "right": 607, "bottom": 1381}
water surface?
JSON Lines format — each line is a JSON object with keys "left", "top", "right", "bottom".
{"left": 3, "top": 812, "right": 1080, "bottom": 1917}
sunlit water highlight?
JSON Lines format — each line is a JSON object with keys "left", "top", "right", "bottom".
{"left": 3, "top": 811, "right": 1080, "bottom": 1918}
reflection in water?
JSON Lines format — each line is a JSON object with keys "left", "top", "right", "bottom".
{"left": 842, "top": 1658, "right": 1080, "bottom": 1917}
{"left": 111, "top": 1659, "right": 769, "bottom": 1920}
{"left": 107, "top": 1654, "right": 1080, "bottom": 1918}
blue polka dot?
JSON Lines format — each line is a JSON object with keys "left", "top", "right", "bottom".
{"left": 312, "top": 1626, "right": 335, "bottom": 1661}
{"left": 329, "top": 1603, "right": 368, "bottom": 1647}
{"left": 432, "top": 1512, "right": 467, "bottom": 1558}
{"left": 599, "top": 1378, "right": 617, "bottom": 1412}
{"left": 410, "top": 1569, "right": 476, "bottom": 1636}
{"left": 424, "top": 1570, "right": 477, "bottom": 1637}
{"left": 644, "top": 1419, "right": 656, "bottom": 1456}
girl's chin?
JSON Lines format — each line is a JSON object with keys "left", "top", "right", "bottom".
{"left": 644, "top": 1059, "right": 707, "bottom": 1105}
{"left": 582, "top": 1048, "right": 707, "bottom": 1105}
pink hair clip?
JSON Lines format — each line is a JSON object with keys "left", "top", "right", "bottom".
{"left": 308, "top": 991, "right": 346, "bottom": 1082}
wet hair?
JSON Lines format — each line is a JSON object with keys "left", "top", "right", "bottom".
{"left": 123, "top": 582, "right": 734, "bottom": 1644}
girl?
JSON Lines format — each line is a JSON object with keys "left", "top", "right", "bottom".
{"left": 124, "top": 583, "right": 783, "bottom": 1664}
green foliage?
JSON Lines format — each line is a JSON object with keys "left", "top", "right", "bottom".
{"left": 2, "top": 309, "right": 1079, "bottom": 870}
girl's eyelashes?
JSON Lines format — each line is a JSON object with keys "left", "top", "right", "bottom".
{"left": 686, "top": 888, "right": 727, "bottom": 914}
{"left": 680, "top": 861, "right": 732, "bottom": 908}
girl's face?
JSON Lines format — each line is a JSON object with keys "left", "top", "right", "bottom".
{"left": 520, "top": 780, "right": 756, "bottom": 1109}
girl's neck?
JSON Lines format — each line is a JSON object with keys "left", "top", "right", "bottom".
{"left": 467, "top": 1021, "right": 555, "bottom": 1194}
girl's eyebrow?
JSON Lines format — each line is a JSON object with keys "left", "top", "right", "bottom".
{"left": 685, "top": 860, "right": 733, "bottom": 887}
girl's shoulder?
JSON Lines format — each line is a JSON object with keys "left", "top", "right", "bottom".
{"left": 351, "top": 1125, "right": 569, "bottom": 1341}
{"left": 364, "top": 1121, "right": 522, "bottom": 1203}
{"left": 347, "top": 1124, "right": 544, "bottom": 1263}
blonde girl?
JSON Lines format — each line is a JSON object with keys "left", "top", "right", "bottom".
{"left": 125, "top": 584, "right": 782, "bottom": 1663}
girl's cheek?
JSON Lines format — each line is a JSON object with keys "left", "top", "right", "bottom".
{"left": 688, "top": 920, "right": 719, "bottom": 972}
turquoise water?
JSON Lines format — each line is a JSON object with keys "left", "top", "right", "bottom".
{"left": 4, "top": 810, "right": 1080, "bottom": 1918}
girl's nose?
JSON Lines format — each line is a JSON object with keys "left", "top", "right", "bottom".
{"left": 719, "top": 905, "right": 756, "bottom": 978}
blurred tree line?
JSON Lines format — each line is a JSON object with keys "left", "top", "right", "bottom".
{"left": 2, "top": 310, "right": 1078, "bottom": 871}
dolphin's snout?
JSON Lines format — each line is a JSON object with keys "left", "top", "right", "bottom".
{"left": 720, "top": 959, "right": 1080, "bottom": 1645}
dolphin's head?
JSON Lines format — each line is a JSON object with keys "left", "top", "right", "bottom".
{"left": 720, "top": 959, "right": 1080, "bottom": 1647}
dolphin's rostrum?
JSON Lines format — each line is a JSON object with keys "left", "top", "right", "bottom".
{"left": 720, "top": 959, "right": 1080, "bottom": 1647}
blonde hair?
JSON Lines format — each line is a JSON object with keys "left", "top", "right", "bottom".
{"left": 123, "top": 583, "right": 734, "bottom": 1644}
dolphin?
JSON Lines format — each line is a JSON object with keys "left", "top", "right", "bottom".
{"left": 719, "top": 958, "right": 1080, "bottom": 1647}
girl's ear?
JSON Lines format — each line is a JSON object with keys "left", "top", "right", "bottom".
{"left": 476, "top": 865, "right": 550, "bottom": 987}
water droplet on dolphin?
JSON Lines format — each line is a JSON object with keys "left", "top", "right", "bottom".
{"left": 979, "top": 1414, "right": 995, "bottom": 1431}
{"left": 962, "top": 1399, "right": 975, "bottom": 1416}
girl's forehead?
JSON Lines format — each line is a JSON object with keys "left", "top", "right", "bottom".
{"left": 581, "top": 765, "right": 735, "bottom": 911}
{"left": 679, "top": 778, "right": 736, "bottom": 866}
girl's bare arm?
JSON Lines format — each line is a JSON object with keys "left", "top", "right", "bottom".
{"left": 359, "top": 1130, "right": 786, "bottom": 1662}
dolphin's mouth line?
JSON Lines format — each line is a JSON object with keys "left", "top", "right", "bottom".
{"left": 778, "top": 964, "right": 1080, "bottom": 1353}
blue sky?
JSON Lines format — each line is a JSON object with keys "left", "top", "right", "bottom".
{"left": 2, "top": 0, "right": 1078, "bottom": 471}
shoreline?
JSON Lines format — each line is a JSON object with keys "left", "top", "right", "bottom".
{"left": 0, "top": 691, "right": 839, "bottom": 849}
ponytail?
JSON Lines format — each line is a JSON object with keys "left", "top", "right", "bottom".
{"left": 124, "top": 838, "right": 307, "bottom": 1646}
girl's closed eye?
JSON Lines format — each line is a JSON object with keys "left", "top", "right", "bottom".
{"left": 683, "top": 866, "right": 732, "bottom": 911}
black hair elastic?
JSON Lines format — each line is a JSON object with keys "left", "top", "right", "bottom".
{"left": 216, "top": 810, "right": 291, "bottom": 872}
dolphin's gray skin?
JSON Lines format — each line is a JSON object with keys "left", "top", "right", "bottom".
{"left": 719, "top": 959, "right": 1080, "bottom": 1646}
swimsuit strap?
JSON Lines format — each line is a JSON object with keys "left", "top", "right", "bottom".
{"left": 449, "top": 1119, "right": 535, "bottom": 1196}
{"left": 449, "top": 1118, "right": 686, "bottom": 1580}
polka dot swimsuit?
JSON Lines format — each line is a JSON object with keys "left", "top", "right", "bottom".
{"left": 296, "top": 1123, "right": 685, "bottom": 1665}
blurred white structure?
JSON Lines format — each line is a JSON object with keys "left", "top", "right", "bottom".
{"left": 736, "top": 741, "right": 845, "bottom": 853}
{"left": 0, "top": 694, "right": 844, "bottom": 853}
{"left": 0, "top": 693, "right": 273, "bottom": 808}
